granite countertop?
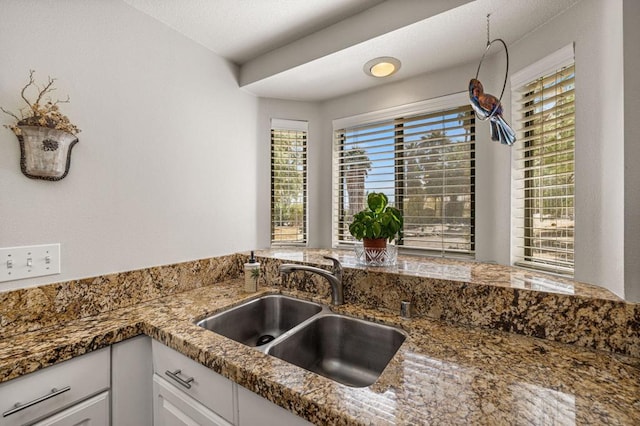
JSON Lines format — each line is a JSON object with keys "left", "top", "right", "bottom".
{"left": 1, "top": 278, "right": 639, "bottom": 425}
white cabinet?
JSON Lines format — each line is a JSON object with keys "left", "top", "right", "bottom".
{"left": 237, "top": 385, "right": 312, "bottom": 426}
{"left": 2, "top": 338, "right": 312, "bottom": 426}
{"left": 31, "top": 392, "right": 109, "bottom": 426}
{"left": 151, "top": 340, "right": 311, "bottom": 426}
{"left": 153, "top": 375, "right": 231, "bottom": 426}
{"left": 152, "top": 340, "right": 235, "bottom": 425}
{"left": 112, "top": 335, "right": 153, "bottom": 425}
{"left": 0, "top": 347, "right": 110, "bottom": 426}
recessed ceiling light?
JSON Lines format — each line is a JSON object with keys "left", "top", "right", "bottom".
{"left": 364, "top": 57, "right": 401, "bottom": 78}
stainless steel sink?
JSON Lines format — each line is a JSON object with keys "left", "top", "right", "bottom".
{"left": 196, "top": 294, "right": 406, "bottom": 387}
{"left": 267, "top": 314, "right": 406, "bottom": 387}
{"left": 195, "top": 294, "right": 322, "bottom": 347}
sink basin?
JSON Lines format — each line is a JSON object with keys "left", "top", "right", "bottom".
{"left": 267, "top": 314, "right": 406, "bottom": 387}
{"left": 197, "top": 294, "right": 406, "bottom": 387}
{"left": 196, "top": 295, "right": 322, "bottom": 347}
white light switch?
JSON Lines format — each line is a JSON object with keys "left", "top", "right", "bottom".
{"left": 0, "top": 244, "right": 61, "bottom": 282}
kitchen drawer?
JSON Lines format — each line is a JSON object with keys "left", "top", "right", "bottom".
{"left": 152, "top": 340, "right": 234, "bottom": 423}
{"left": 0, "top": 347, "right": 110, "bottom": 426}
{"left": 153, "top": 375, "right": 231, "bottom": 426}
{"left": 31, "top": 391, "right": 109, "bottom": 426}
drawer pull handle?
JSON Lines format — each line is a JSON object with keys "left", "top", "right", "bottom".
{"left": 3, "top": 386, "right": 71, "bottom": 417}
{"left": 165, "top": 369, "right": 194, "bottom": 389}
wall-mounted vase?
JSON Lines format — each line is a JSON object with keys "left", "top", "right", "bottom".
{"left": 16, "top": 126, "right": 79, "bottom": 180}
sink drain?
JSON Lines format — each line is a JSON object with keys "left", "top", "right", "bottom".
{"left": 256, "top": 334, "right": 275, "bottom": 346}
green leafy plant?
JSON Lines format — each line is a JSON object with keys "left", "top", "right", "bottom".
{"left": 348, "top": 192, "right": 403, "bottom": 242}
{"left": 1, "top": 70, "right": 80, "bottom": 136}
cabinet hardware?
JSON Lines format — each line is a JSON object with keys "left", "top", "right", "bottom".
{"left": 3, "top": 386, "right": 71, "bottom": 417}
{"left": 165, "top": 369, "right": 194, "bottom": 389}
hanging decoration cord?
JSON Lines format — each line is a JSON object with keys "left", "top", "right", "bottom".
{"left": 473, "top": 14, "right": 509, "bottom": 121}
{"left": 486, "top": 13, "right": 491, "bottom": 47}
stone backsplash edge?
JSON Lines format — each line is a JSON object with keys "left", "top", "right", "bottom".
{"left": 0, "top": 253, "right": 244, "bottom": 340}
{"left": 258, "top": 255, "right": 640, "bottom": 358}
{"left": 1, "top": 249, "right": 638, "bottom": 359}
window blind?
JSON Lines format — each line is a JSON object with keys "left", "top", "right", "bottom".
{"left": 512, "top": 63, "right": 575, "bottom": 275}
{"left": 333, "top": 104, "right": 475, "bottom": 254}
{"left": 271, "top": 119, "right": 308, "bottom": 245}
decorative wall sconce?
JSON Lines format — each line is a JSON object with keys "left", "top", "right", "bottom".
{"left": 16, "top": 126, "right": 79, "bottom": 180}
{"left": 1, "top": 70, "right": 81, "bottom": 181}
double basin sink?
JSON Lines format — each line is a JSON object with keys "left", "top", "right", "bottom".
{"left": 195, "top": 294, "right": 406, "bottom": 387}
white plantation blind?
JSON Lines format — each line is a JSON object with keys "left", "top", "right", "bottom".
{"left": 271, "top": 119, "right": 308, "bottom": 245}
{"left": 512, "top": 60, "right": 575, "bottom": 275}
{"left": 333, "top": 100, "right": 475, "bottom": 255}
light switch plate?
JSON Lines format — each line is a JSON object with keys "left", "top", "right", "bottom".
{"left": 0, "top": 244, "right": 61, "bottom": 282}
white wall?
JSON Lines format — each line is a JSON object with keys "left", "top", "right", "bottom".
{"left": 623, "top": 0, "right": 640, "bottom": 302}
{"left": 259, "top": 0, "right": 636, "bottom": 299}
{"left": 508, "top": 0, "right": 625, "bottom": 298}
{"left": 5, "top": 1, "right": 629, "bottom": 298}
{"left": 316, "top": 55, "right": 511, "bottom": 263}
{"left": 0, "top": 0, "right": 259, "bottom": 291}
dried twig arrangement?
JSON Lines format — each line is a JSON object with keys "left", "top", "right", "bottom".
{"left": 1, "top": 70, "right": 80, "bottom": 136}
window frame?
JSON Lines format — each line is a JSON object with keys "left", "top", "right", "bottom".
{"left": 270, "top": 118, "right": 308, "bottom": 246}
{"left": 331, "top": 92, "right": 476, "bottom": 256}
{"left": 510, "top": 44, "right": 576, "bottom": 276}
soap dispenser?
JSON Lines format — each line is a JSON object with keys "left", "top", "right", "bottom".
{"left": 244, "top": 251, "right": 260, "bottom": 293}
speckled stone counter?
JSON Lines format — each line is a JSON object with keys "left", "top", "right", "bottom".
{"left": 258, "top": 249, "right": 640, "bottom": 358}
{"left": 1, "top": 250, "right": 639, "bottom": 425}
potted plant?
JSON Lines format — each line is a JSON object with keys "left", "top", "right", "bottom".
{"left": 349, "top": 192, "right": 403, "bottom": 256}
{"left": 1, "top": 70, "right": 80, "bottom": 180}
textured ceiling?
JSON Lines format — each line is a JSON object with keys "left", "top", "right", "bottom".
{"left": 123, "top": 0, "right": 581, "bottom": 101}
{"left": 123, "top": 0, "right": 386, "bottom": 64}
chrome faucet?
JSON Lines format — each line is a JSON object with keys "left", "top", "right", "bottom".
{"left": 279, "top": 256, "right": 344, "bottom": 305}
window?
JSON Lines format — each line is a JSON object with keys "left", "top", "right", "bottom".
{"left": 271, "top": 119, "right": 308, "bottom": 245}
{"left": 511, "top": 45, "right": 575, "bottom": 275}
{"left": 333, "top": 94, "right": 475, "bottom": 255}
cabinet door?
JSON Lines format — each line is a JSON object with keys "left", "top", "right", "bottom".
{"left": 31, "top": 392, "right": 109, "bottom": 426}
{"left": 153, "top": 375, "right": 232, "bottom": 426}
{"left": 152, "top": 340, "right": 234, "bottom": 422}
{"left": 0, "top": 348, "right": 110, "bottom": 426}
{"left": 237, "top": 385, "right": 311, "bottom": 426}
{"left": 112, "top": 335, "right": 153, "bottom": 426}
